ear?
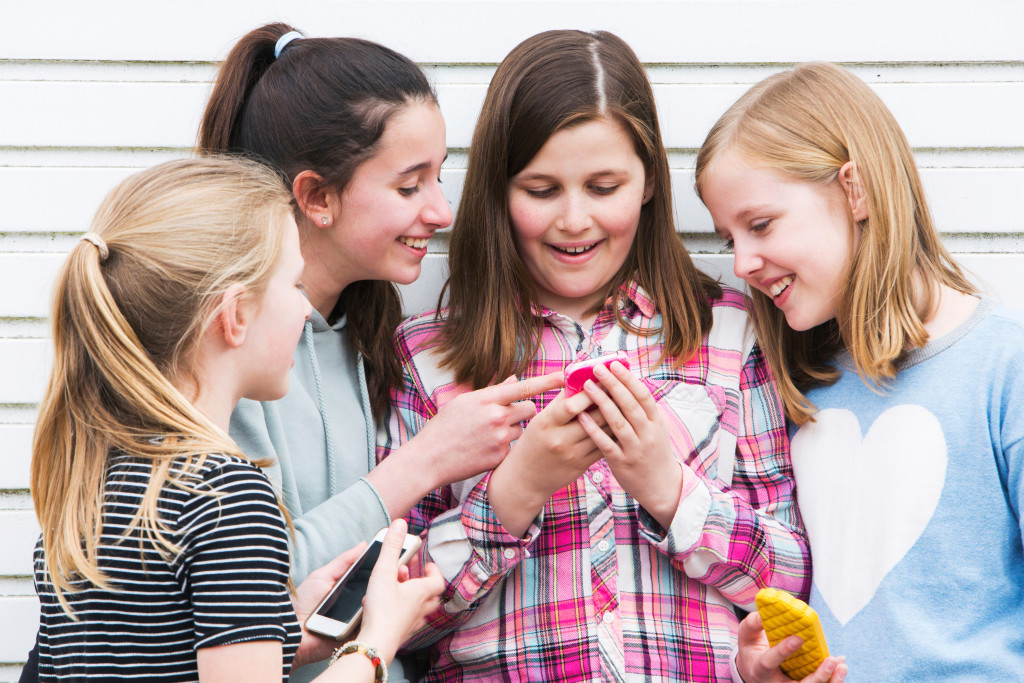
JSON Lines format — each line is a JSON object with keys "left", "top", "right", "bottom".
{"left": 642, "top": 174, "right": 656, "bottom": 206}
{"left": 215, "top": 284, "right": 249, "bottom": 349}
{"left": 292, "top": 170, "right": 337, "bottom": 229}
{"left": 838, "top": 161, "right": 868, "bottom": 222}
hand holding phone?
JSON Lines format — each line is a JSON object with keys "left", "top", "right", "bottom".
{"left": 305, "top": 526, "right": 421, "bottom": 641}
{"left": 564, "top": 351, "right": 630, "bottom": 396}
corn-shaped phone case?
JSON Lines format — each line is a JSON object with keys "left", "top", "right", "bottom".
{"left": 755, "top": 587, "right": 830, "bottom": 680}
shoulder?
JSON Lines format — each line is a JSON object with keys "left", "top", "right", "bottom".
{"left": 704, "top": 285, "right": 758, "bottom": 358}
{"left": 176, "top": 453, "right": 277, "bottom": 502}
{"left": 395, "top": 308, "right": 448, "bottom": 353}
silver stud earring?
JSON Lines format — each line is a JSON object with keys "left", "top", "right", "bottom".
{"left": 321, "top": 216, "right": 330, "bottom": 225}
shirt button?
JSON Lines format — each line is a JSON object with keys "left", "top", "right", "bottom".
{"left": 592, "top": 471, "right": 604, "bottom": 484}
{"left": 597, "top": 539, "right": 610, "bottom": 552}
{"left": 602, "top": 612, "right": 614, "bottom": 625}
{"left": 503, "top": 548, "right": 516, "bottom": 560}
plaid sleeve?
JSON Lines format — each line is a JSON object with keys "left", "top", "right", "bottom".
{"left": 384, "top": 316, "right": 544, "bottom": 648}
{"left": 640, "top": 343, "right": 811, "bottom": 609}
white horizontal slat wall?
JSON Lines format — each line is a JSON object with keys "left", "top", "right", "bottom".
{"left": 2, "top": 1, "right": 1022, "bottom": 678}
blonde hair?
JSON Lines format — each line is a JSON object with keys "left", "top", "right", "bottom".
{"left": 31, "top": 156, "right": 294, "bottom": 613}
{"left": 694, "top": 62, "right": 975, "bottom": 424}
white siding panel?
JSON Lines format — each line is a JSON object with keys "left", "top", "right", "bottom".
{"left": 0, "top": 513, "right": 39, "bottom": 577}
{"left": 0, "top": 82, "right": 207, "bottom": 149}
{"left": 0, "top": 168, "right": 140, "bottom": 233}
{"left": 7, "top": 1, "right": 1023, "bottom": 63}
{"left": 0, "top": 255, "right": 63, "bottom": 318}
{"left": 0, "top": 598, "right": 39, "bottom": 665}
{"left": 0, "top": 426, "right": 33, "bottom": 491}
{"left": 0, "top": 340, "right": 50, "bottom": 405}
{"left": 6, "top": 81, "right": 1024, "bottom": 151}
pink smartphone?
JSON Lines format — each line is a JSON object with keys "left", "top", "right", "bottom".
{"left": 564, "top": 351, "right": 630, "bottom": 396}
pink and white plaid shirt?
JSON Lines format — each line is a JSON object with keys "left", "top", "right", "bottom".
{"left": 382, "top": 283, "right": 810, "bottom": 682}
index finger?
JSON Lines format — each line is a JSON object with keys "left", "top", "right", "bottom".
{"left": 482, "top": 371, "right": 564, "bottom": 404}
{"left": 600, "top": 361, "right": 660, "bottom": 421}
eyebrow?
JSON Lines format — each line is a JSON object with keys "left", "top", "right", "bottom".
{"left": 397, "top": 153, "right": 448, "bottom": 177}
{"left": 515, "top": 169, "right": 627, "bottom": 182}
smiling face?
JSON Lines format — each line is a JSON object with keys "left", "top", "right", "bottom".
{"left": 508, "top": 117, "right": 650, "bottom": 323}
{"left": 330, "top": 100, "right": 452, "bottom": 288}
{"left": 700, "top": 149, "right": 857, "bottom": 332}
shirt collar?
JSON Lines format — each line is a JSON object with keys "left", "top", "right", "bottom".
{"left": 529, "top": 277, "right": 657, "bottom": 320}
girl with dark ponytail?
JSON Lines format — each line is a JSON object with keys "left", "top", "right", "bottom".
{"left": 198, "top": 24, "right": 561, "bottom": 682}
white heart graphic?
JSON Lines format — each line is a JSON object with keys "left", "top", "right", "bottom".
{"left": 790, "top": 405, "right": 947, "bottom": 625}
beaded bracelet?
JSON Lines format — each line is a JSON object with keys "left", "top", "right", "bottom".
{"left": 328, "top": 641, "right": 388, "bottom": 682}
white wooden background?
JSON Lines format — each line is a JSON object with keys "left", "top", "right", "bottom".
{"left": 2, "top": 1, "right": 1022, "bottom": 678}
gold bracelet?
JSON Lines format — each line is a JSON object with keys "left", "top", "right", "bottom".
{"left": 328, "top": 641, "right": 388, "bottom": 682}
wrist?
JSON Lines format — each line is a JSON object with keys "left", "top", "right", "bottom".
{"left": 329, "top": 641, "right": 389, "bottom": 682}
{"left": 353, "top": 625, "right": 401, "bottom": 665}
{"left": 394, "top": 432, "right": 445, "bottom": 491}
{"left": 636, "top": 461, "right": 684, "bottom": 530}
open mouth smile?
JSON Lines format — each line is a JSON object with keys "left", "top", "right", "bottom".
{"left": 398, "top": 236, "right": 430, "bottom": 249}
{"left": 769, "top": 274, "right": 793, "bottom": 298}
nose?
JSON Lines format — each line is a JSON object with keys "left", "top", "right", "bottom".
{"left": 555, "top": 192, "right": 592, "bottom": 234}
{"left": 421, "top": 181, "right": 453, "bottom": 230}
{"left": 731, "top": 239, "right": 764, "bottom": 282}
{"left": 303, "top": 295, "right": 313, "bottom": 320}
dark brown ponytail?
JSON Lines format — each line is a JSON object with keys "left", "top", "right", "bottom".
{"left": 198, "top": 23, "right": 437, "bottom": 418}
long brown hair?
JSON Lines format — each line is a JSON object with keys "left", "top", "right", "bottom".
{"left": 198, "top": 22, "right": 436, "bottom": 417}
{"left": 31, "top": 157, "right": 294, "bottom": 613}
{"left": 694, "top": 62, "right": 975, "bottom": 424}
{"left": 440, "top": 30, "right": 720, "bottom": 388}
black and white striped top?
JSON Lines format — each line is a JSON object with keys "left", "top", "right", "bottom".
{"left": 33, "top": 452, "right": 301, "bottom": 682}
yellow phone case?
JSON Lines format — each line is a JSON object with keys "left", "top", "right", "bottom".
{"left": 755, "top": 587, "right": 830, "bottom": 680}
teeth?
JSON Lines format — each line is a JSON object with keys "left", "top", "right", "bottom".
{"left": 769, "top": 275, "right": 794, "bottom": 297}
{"left": 555, "top": 244, "right": 597, "bottom": 255}
{"left": 399, "top": 237, "right": 429, "bottom": 249}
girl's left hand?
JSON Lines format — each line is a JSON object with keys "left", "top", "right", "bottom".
{"left": 577, "top": 360, "right": 683, "bottom": 529}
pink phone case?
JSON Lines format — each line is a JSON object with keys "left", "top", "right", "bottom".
{"left": 564, "top": 351, "right": 630, "bottom": 396}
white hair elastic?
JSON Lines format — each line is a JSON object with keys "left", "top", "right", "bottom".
{"left": 81, "top": 232, "right": 110, "bottom": 260}
{"left": 274, "top": 31, "right": 303, "bottom": 59}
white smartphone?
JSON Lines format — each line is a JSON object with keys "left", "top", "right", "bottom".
{"left": 304, "top": 527, "right": 422, "bottom": 641}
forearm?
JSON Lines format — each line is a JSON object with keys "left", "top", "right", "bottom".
{"left": 485, "top": 459, "right": 547, "bottom": 539}
{"left": 365, "top": 437, "right": 443, "bottom": 522}
{"left": 289, "top": 479, "right": 390, "bottom": 582}
{"left": 670, "top": 467, "right": 810, "bottom": 605}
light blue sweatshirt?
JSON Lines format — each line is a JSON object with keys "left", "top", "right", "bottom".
{"left": 791, "top": 298, "right": 1024, "bottom": 680}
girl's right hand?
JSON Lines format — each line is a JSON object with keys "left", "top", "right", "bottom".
{"left": 416, "top": 371, "right": 565, "bottom": 486}
{"left": 355, "top": 519, "right": 444, "bottom": 664}
{"left": 735, "top": 611, "right": 847, "bottom": 683}
{"left": 486, "top": 388, "right": 603, "bottom": 537}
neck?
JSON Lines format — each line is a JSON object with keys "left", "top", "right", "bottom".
{"left": 913, "top": 272, "right": 979, "bottom": 343}
{"left": 299, "top": 225, "right": 354, "bottom": 318}
{"left": 170, "top": 374, "right": 234, "bottom": 434}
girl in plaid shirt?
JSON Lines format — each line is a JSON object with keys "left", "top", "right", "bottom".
{"left": 384, "top": 30, "right": 810, "bottom": 681}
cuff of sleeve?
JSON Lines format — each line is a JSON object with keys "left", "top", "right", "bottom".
{"left": 461, "top": 471, "right": 542, "bottom": 572}
{"left": 358, "top": 476, "right": 393, "bottom": 526}
{"left": 729, "top": 646, "right": 747, "bottom": 683}
{"left": 638, "top": 463, "right": 711, "bottom": 555}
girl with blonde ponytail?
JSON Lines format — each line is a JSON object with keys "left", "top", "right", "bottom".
{"left": 29, "top": 156, "right": 443, "bottom": 683}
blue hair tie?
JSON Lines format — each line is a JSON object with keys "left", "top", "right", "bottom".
{"left": 274, "top": 31, "right": 303, "bottom": 59}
